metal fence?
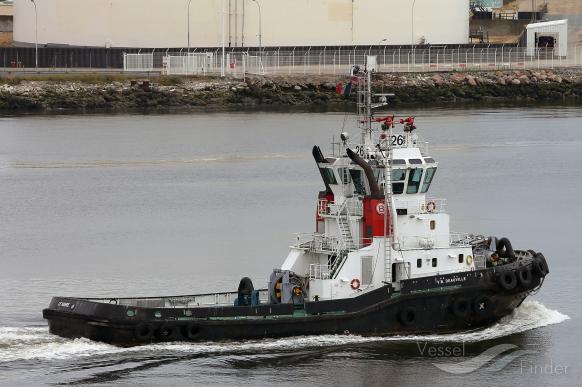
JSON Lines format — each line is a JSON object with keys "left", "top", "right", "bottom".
{"left": 0, "top": 45, "right": 578, "bottom": 75}
{"left": 122, "top": 46, "right": 571, "bottom": 76}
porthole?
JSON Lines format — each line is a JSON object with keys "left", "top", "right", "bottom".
{"left": 126, "top": 310, "right": 135, "bottom": 317}
{"left": 154, "top": 311, "right": 162, "bottom": 318}
{"left": 184, "top": 310, "right": 193, "bottom": 317}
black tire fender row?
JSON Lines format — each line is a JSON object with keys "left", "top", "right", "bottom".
{"left": 532, "top": 253, "right": 549, "bottom": 277}
{"left": 498, "top": 270, "right": 518, "bottom": 291}
{"left": 134, "top": 322, "right": 156, "bottom": 341}
{"left": 398, "top": 306, "right": 416, "bottom": 327}
{"left": 517, "top": 265, "right": 532, "bottom": 287}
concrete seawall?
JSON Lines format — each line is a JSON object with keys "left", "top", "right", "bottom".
{"left": 0, "top": 69, "right": 581, "bottom": 112}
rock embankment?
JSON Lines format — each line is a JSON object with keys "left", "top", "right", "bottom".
{"left": 0, "top": 69, "right": 581, "bottom": 111}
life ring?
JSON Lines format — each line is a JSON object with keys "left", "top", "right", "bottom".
{"left": 376, "top": 203, "right": 385, "bottom": 215}
{"left": 350, "top": 278, "right": 361, "bottom": 290}
{"left": 426, "top": 201, "right": 436, "bottom": 213}
{"left": 466, "top": 255, "right": 474, "bottom": 266}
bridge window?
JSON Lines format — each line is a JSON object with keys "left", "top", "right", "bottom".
{"left": 392, "top": 159, "right": 406, "bottom": 166}
{"left": 421, "top": 167, "right": 437, "bottom": 193}
{"left": 406, "top": 168, "right": 424, "bottom": 194}
{"left": 338, "top": 167, "right": 351, "bottom": 184}
{"left": 409, "top": 158, "right": 423, "bottom": 164}
{"left": 320, "top": 168, "right": 337, "bottom": 185}
{"left": 392, "top": 169, "right": 406, "bottom": 195}
{"left": 349, "top": 169, "right": 367, "bottom": 196}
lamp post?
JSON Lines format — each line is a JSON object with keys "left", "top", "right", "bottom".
{"left": 187, "top": 0, "right": 192, "bottom": 51}
{"left": 221, "top": 0, "right": 225, "bottom": 77}
{"left": 252, "top": 0, "right": 262, "bottom": 52}
{"left": 30, "top": 0, "right": 38, "bottom": 69}
{"left": 411, "top": 0, "right": 417, "bottom": 65}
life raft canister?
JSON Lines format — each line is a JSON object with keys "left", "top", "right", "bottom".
{"left": 350, "top": 278, "right": 361, "bottom": 290}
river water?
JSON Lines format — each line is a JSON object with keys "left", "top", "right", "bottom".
{"left": 0, "top": 106, "right": 579, "bottom": 386}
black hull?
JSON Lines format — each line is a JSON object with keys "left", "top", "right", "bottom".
{"left": 43, "top": 260, "right": 547, "bottom": 346}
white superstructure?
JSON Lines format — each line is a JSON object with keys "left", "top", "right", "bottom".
{"left": 282, "top": 70, "right": 476, "bottom": 301}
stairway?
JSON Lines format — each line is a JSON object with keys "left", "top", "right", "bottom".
{"left": 337, "top": 216, "right": 354, "bottom": 249}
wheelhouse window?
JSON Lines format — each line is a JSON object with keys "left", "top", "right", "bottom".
{"left": 409, "top": 158, "right": 423, "bottom": 165}
{"left": 349, "top": 169, "right": 367, "bottom": 196}
{"left": 338, "top": 167, "right": 351, "bottom": 184}
{"left": 391, "top": 159, "right": 406, "bottom": 166}
{"left": 421, "top": 167, "right": 437, "bottom": 193}
{"left": 424, "top": 158, "right": 435, "bottom": 163}
{"left": 406, "top": 168, "right": 424, "bottom": 194}
{"left": 392, "top": 169, "right": 406, "bottom": 195}
{"left": 320, "top": 168, "right": 338, "bottom": 185}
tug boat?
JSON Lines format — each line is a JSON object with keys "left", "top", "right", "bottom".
{"left": 43, "top": 69, "right": 549, "bottom": 346}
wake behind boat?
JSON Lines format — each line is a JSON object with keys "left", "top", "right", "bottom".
{"left": 43, "top": 67, "right": 549, "bottom": 346}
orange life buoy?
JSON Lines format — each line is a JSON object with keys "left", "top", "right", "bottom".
{"left": 350, "top": 278, "right": 361, "bottom": 290}
{"left": 426, "top": 201, "right": 436, "bottom": 213}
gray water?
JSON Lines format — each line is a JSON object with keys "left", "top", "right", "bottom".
{"left": 0, "top": 106, "right": 579, "bottom": 386}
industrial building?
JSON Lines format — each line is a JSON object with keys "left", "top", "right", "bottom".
{"left": 14, "top": 0, "right": 470, "bottom": 48}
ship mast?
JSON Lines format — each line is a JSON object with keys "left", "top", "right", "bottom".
{"left": 356, "top": 69, "right": 396, "bottom": 283}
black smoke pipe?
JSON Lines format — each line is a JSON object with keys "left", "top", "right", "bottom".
{"left": 312, "top": 145, "right": 332, "bottom": 194}
{"left": 346, "top": 148, "right": 382, "bottom": 199}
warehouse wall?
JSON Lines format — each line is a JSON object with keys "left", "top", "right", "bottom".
{"left": 14, "top": 0, "right": 470, "bottom": 48}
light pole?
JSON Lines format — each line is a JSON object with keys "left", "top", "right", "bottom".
{"left": 221, "top": 0, "right": 225, "bottom": 77}
{"left": 187, "top": 0, "right": 192, "bottom": 51}
{"left": 411, "top": 0, "right": 417, "bottom": 65}
{"left": 30, "top": 0, "right": 38, "bottom": 69}
{"left": 252, "top": 0, "right": 262, "bottom": 52}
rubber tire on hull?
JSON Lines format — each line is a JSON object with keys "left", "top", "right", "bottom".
{"left": 473, "top": 295, "right": 492, "bottom": 316}
{"left": 184, "top": 323, "right": 201, "bottom": 340}
{"left": 157, "top": 324, "right": 179, "bottom": 341}
{"left": 498, "top": 270, "right": 517, "bottom": 291}
{"left": 517, "top": 266, "right": 532, "bottom": 287}
{"left": 134, "top": 322, "right": 155, "bottom": 341}
{"left": 533, "top": 254, "right": 549, "bottom": 276}
{"left": 398, "top": 307, "right": 416, "bottom": 327}
{"left": 452, "top": 298, "right": 471, "bottom": 318}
